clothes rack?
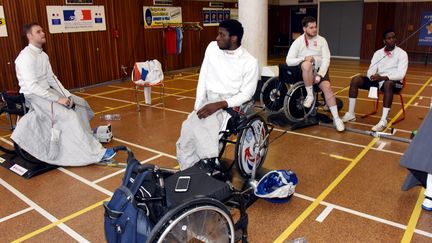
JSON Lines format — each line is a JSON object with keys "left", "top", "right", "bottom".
{"left": 162, "top": 22, "right": 203, "bottom": 72}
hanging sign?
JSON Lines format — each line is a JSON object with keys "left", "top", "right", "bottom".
{"left": 418, "top": 11, "right": 432, "bottom": 46}
{"left": 143, "top": 6, "right": 182, "bottom": 29}
{"left": 46, "top": 5, "right": 106, "bottom": 33}
{"left": 0, "top": 6, "right": 7, "bottom": 37}
{"left": 203, "top": 8, "right": 232, "bottom": 27}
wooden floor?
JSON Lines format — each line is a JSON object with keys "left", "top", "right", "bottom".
{"left": 1, "top": 58, "right": 432, "bottom": 242}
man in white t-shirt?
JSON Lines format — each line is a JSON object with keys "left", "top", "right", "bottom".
{"left": 286, "top": 16, "right": 344, "bottom": 132}
{"left": 342, "top": 29, "right": 408, "bottom": 132}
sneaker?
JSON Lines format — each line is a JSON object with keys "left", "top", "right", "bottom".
{"left": 422, "top": 196, "right": 432, "bottom": 211}
{"left": 341, "top": 112, "right": 356, "bottom": 123}
{"left": 333, "top": 117, "right": 345, "bottom": 132}
{"left": 371, "top": 120, "right": 388, "bottom": 132}
{"left": 101, "top": 148, "right": 116, "bottom": 162}
{"left": 303, "top": 95, "right": 314, "bottom": 108}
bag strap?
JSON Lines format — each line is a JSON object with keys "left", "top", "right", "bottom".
{"left": 130, "top": 170, "right": 151, "bottom": 196}
{"left": 122, "top": 159, "right": 139, "bottom": 186}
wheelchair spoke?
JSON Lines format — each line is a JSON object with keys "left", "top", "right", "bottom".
{"left": 159, "top": 206, "right": 232, "bottom": 243}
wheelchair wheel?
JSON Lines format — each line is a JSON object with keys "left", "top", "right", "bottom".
{"left": 235, "top": 116, "right": 269, "bottom": 178}
{"left": 260, "top": 77, "right": 289, "bottom": 113}
{"left": 283, "top": 82, "right": 316, "bottom": 122}
{"left": 147, "top": 197, "right": 235, "bottom": 243}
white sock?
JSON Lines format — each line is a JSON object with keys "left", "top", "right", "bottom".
{"left": 425, "top": 174, "right": 432, "bottom": 198}
{"left": 348, "top": 98, "right": 356, "bottom": 114}
{"left": 329, "top": 105, "right": 339, "bottom": 119}
{"left": 305, "top": 86, "right": 313, "bottom": 97}
{"left": 381, "top": 107, "right": 390, "bottom": 121}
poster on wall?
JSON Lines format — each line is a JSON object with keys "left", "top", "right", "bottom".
{"left": 0, "top": 6, "right": 7, "bottom": 37}
{"left": 418, "top": 11, "right": 432, "bottom": 46}
{"left": 203, "top": 8, "right": 234, "bottom": 27}
{"left": 143, "top": 6, "right": 182, "bottom": 29}
{"left": 46, "top": 5, "right": 106, "bottom": 33}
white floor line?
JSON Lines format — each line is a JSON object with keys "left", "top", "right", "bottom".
{"left": 176, "top": 97, "right": 187, "bottom": 100}
{"left": 293, "top": 192, "right": 432, "bottom": 238}
{"left": 92, "top": 154, "right": 163, "bottom": 184}
{"left": 0, "top": 178, "right": 89, "bottom": 243}
{"left": 377, "top": 142, "right": 386, "bottom": 150}
{"left": 57, "top": 168, "right": 113, "bottom": 197}
{"left": 112, "top": 137, "right": 177, "bottom": 159}
{"left": 316, "top": 206, "right": 334, "bottom": 223}
{"left": 272, "top": 127, "right": 403, "bottom": 156}
{"left": 0, "top": 207, "right": 33, "bottom": 223}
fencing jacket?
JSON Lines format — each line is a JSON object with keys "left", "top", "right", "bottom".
{"left": 286, "top": 33, "right": 330, "bottom": 78}
{"left": 366, "top": 46, "right": 408, "bottom": 81}
{"left": 15, "top": 44, "right": 71, "bottom": 101}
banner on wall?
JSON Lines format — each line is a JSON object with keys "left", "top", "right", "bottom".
{"left": 143, "top": 6, "right": 182, "bottom": 29}
{"left": 202, "top": 8, "right": 236, "bottom": 27}
{"left": 0, "top": 6, "right": 7, "bottom": 37}
{"left": 418, "top": 11, "right": 432, "bottom": 46}
{"left": 46, "top": 5, "right": 106, "bottom": 33}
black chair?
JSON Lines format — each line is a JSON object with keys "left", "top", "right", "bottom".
{"left": 0, "top": 91, "right": 27, "bottom": 130}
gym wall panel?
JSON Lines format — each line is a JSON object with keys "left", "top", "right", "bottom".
{"left": 360, "top": 1, "right": 432, "bottom": 63}
{"left": 0, "top": 0, "right": 235, "bottom": 91}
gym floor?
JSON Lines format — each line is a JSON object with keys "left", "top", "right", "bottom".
{"left": 0, "top": 57, "right": 431, "bottom": 242}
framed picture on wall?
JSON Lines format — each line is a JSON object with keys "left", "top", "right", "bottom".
{"left": 65, "top": 0, "right": 93, "bottom": 4}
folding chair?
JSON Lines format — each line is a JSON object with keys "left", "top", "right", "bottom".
{"left": 0, "top": 91, "right": 27, "bottom": 130}
{"left": 131, "top": 60, "right": 165, "bottom": 111}
{"left": 362, "top": 77, "right": 406, "bottom": 125}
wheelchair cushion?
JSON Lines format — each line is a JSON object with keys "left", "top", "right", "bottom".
{"left": 165, "top": 163, "right": 232, "bottom": 208}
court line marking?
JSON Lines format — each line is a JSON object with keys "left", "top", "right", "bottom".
{"left": 294, "top": 192, "right": 432, "bottom": 238}
{"left": 0, "top": 178, "right": 89, "bottom": 243}
{"left": 377, "top": 142, "right": 386, "bottom": 151}
{"left": 274, "top": 76, "right": 432, "bottom": 242}
{"left": 315, "top": 206, "right": 334, "bottom": 223}
{"left": 0, "top": 207, "right": 33, "bottom": 223}
{"left": 113, "top": 137, "right": 177, "bottom": 159}
{"left": 320, "top": 152, "right": 353, "bottom": 162}
{"left": 11, "top": 197, "right": 109, "bottom": 243}
{"left": 57, "top": 168, "right": 113, "bottom": 196}
{"left": 402, "top": 188, "right": 427, "bottom": 242}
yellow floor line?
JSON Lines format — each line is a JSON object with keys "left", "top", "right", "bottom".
{"left": 275, "top": 76, "right": 432, "bottom": 242}
{"left": 401, "top": 188, "right": 426, "bottom": 243}
{"left": 77, "top": 87, "right": 130, "bottom": 99}
{"left": 12, "top": 197, "right": 110, "bottom": 243}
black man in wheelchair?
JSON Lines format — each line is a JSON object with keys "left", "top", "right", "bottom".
{"left": 10, "top": 22, "right": 116, "bottom": 167}
{"left": 176, "top": 19, "right": 260, "bottom": 170}
{"left": 286, "top": 16, "right": 345, "bottom": 132}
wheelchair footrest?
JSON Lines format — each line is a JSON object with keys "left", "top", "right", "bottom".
{"left": 0, "top": 153, "right": 57, "bottom": 179}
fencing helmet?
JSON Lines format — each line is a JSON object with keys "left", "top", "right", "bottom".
{"left": 254, "top": 170, "right": 298, "bottom": 203}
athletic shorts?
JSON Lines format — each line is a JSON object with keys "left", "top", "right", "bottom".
{"left": 358, "top": 76, "right": 403, "bottom": 93}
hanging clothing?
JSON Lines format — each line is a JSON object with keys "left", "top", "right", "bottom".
{"left": 176, "top": 27, "right": 183, "bottom": 54}
{"left": 165, "top": 27, "right": 177, "bottom": 55}
{"left": 12, "top": 44, "right": 106, "bottom": 166}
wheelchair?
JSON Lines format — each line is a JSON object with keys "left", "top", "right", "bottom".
{"left": 106, "top": 106, "right": 273, "bottom": 243}
{"left": 260, "top": 64, "right": 342, "bottom": 123}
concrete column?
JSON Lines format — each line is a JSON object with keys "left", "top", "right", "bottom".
{"left": 238, "top": 0, "right": 268, "bottom": 72}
